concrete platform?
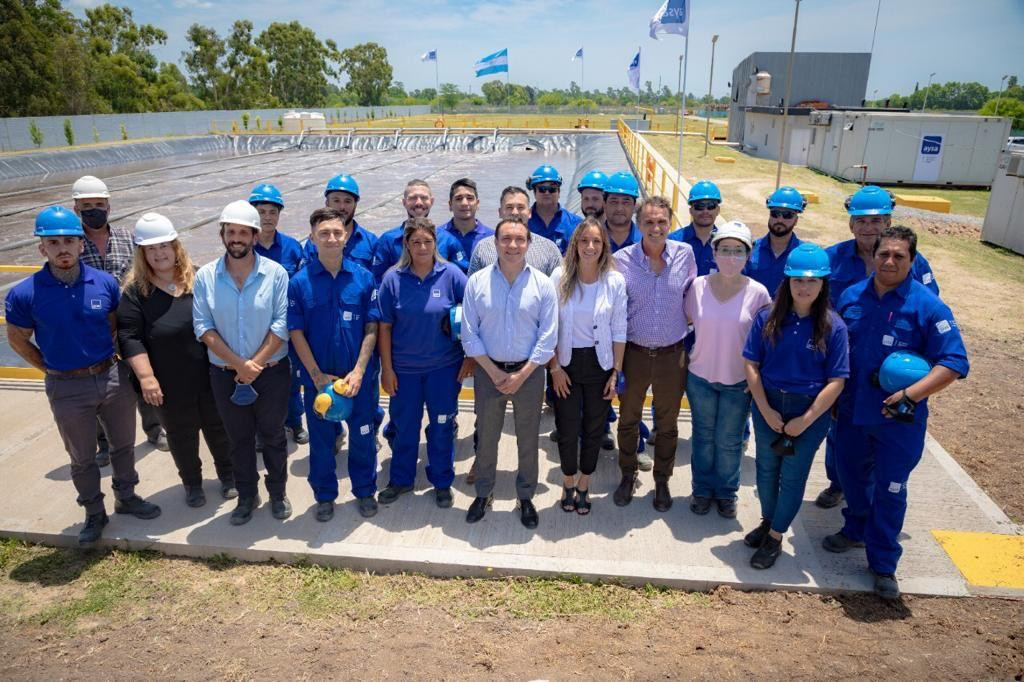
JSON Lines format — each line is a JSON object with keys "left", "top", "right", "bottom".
{"left": 0, "top": 380, "right": 1019, "bottom": 598}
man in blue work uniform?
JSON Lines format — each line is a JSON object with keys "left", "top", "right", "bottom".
{"left": 744, "top": 186, "right": 806, "bottom": 298}
{"left": 301, "top": 174, "right": 378, "bottom": 272}
{"left": 814, "top": 185, "right": 942, "bottom": 510}
{"left": 577, "top": 170, "right": 607, "bottom": 221}
{"left": 288, "top": 208, "right": 382, "bottom": 521}
{"left": 249, "top": 183, "right": 308, "bottom": 447}
{"left": 823, "top": 225, "right": 968, "bottom": 600}
{"left": 603, "top": 171, "right": 643, "bottom": 253}
{"left": 668, "top": 179, "right": 721, "bottom": 276}
{"left": 526, "top": 164, "right": 582, "bottom": 253}
{"left": 439, "top": 178, "right": 493, "bottom": 273}
{"left": 5, "top": 207, "right": 161, "bottom": 545}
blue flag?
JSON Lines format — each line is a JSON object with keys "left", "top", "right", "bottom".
{"left": 420, "top": 50, "right": 437, "bottom": 62}
{"left": 572, "top": 47, "right": 583, "bottom": 61}
{"left": 627, "top": 51, "right": 641, "bottom": 92}
{"left": 650, "top": 0, "right": 690, "bottom": 39}
{"left": 475, "top": 48, "right": 509, "bottom": 77}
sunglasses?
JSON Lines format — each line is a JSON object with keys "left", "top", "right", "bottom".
{"left": 770, "top": 209, "right": 796, "bottom": 219}
{"left": 691, "top": 201, "right": 719, "bottom": 212}
{"left": 535, "top": 185, "right": 560, "bottom": 194}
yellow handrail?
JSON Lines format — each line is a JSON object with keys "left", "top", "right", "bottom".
{"left": 616, "top": 119, "right": 694, "bottom": 230}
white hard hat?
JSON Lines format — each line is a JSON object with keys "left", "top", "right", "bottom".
{"left": 218, "top": 200, "right": 261, "bottom": 231}
{"left": 134, "top": 213, "right": 178, "bottom": 246}
{"left": 72, "top": 175, "right": 110, "bottom": 199}
{"left": 711, "top": 220, "right": 753, "bottom": 250}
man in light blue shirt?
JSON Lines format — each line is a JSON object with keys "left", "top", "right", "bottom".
{"left": 193, "top": 200, "right": 291, "bottom": 527}
{"left": 461, "top": 216, "right": 557, "bottom": 529}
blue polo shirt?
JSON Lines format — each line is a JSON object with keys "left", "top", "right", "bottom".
{"left": 826, "top": 239, "right": 939, "bottom": 307}
{"left": 529, "top": 204, "right": 582, "bottom": 253}
{"left": 301, "top": 221, "right": 377, "bottom": 272}
{"left": 440, "top": 218, "right": 494, "bottom": 273}
{"left": 669, "top": 223, "right": 717, "bottom": 276}
{"left": 370, "top": 222, "right": 466, "bottom": 283}
{"left": 254, "top": 230, "right": 305, "bottom": 277}
{"left": 837, "top": 275, "right": 969, "bottom": 426}
{"left": 744, "top": 234, "right": 803, "bottom": 299}
{"left": 5, "top": 263, "right": 119, "bottom": 372}
{"left": 607, "top": 221, "right": 642, "bottom": 253}
{"left": 378, "top": 261, "right": 467, "bottom": 373}
{"left": 287, "top": 257, "right": 380, "bottom": 385}
{"left": 743, "top": 308, "right": 850, "bottom": 395}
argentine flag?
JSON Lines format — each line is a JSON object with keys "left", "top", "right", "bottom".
{"left": 650, "top": 0, "right": 690, "bottom": 39}
{"left": 421, "top": 50, "right": 437, "bottom": 62}
{"left": 475, "top": 48, "right": 509, "bottom": 77}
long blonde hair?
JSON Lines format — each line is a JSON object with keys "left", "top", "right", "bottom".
{"left": 123, "top": 239, "right": 196, "bottom": 297}
{"left": 395, "top": 217, "right": 445, "bottom": 271}
{"left": 559, "top": 217, "right": 613, "bottom": 305}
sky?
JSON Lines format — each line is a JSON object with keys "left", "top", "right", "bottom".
{"left": 67, "top": 0, "right": 1023, "bottom": 98}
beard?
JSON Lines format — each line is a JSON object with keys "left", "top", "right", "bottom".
{"left": 226, "top": 243, "right": 251, "bottom": 259}
{"left": 768, "top": 221, "right": 794, "bottom": 237}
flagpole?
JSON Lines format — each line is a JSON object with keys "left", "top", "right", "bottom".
{"left": 506, "top": 68, "right": 511, "bottom": 115}
{"left": 435, "top": 56, "right": 441, "bottom": 117}
{"left": 635, "top": 46, "right": 641, "bottom": 125}
{"left": 676, "top": 38, "right": 688, "bottom": 190}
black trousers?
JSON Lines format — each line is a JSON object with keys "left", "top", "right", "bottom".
{"left": 96, "top": 395, "right": 162, "bottom": 450}
{"left": 157, "top": 383, "right": 233, "bottom": 488}
{"left": 209, "top": 360, "right": 290, "bottom": 500}
{"left": 552, "top": 347, "right": 612, "bottom": 477}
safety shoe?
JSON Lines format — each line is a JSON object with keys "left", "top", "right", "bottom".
{"left": 220, "top": 479, "right": 238, "bottom": 500}
{"left": 689, "top": 495, "right": 713, "bottom": 515}
{"left": 95, "top": 443, "right": 110, "bottom": 468}
{"left": 653, "top": 481, "right": 672, "bottom": 512}
{"left": 315, "top": 501, "right": 335, "bottom": 522}
{"left": 357, "top": 495, "right": 378, "bottom": 518}
{"left": 872, "top": 571, "right": 901, "bottom": 600}
{"left": 601, "top": 433, "right": 615, "bottom": 451}
{"left": 548, "top": 429, "right": 559, "bottom": 442}
{"left": 613, "top": 473, "right": 639, "bottom": 507}
{"left": 750, "top": 535, "right": 783, "bottom": 569}
{"left": 744, "top": 519, "right": 772, "bottom": 548}
{"left": 822, "top": 531, "right": 865, "bottom": 553}
{"left": 184, "top": 485, "right": 206, "bottom": 508}
{"left": 378, "top": 484, "right": 414, "bottom": 505}
{"left": 288, "top": 425, "right": 309, "bottom": 445}
{"left": 466, "top": 494, "right": 493, "bottom": 523}
{"left": 637, "top": 451, "right": 654, "bottom": 472}
{"left": 114, "top": 494, "right": 162, "bottom": 520}
{"left": 815, "top": 485, "right": 844, "bottom": 509}
{"left": 271, "top": 496, "right": 292, "bottom": 520}
{"left": 148, "top": 430, "right": 170, "bottom": 452}
{"left": 716, "top": 498, "right": 738, "bottom": 519}
{"left": 78, "top": 511, "right": 108, "bottom": 545}
{"left": 230, "top": 496, "right": 260, "bottom": 526}
{"left": 517, "top": 499, "right": 539, "bottom": 529}
{"left": 435, "top": 488, "right": 454, "bottom": 509}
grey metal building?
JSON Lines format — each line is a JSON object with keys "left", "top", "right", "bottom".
{"left": 727, "top": 52, "right": 871, "bottom": 144}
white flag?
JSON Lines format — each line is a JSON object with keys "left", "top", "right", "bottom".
{"left": 650, "top": 0, "right": 690, "bottom": 39}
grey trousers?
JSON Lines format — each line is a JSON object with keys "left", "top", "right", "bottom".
{"left": 44, "top": 361, "right": 139, "bottom": 514}
{"left": 472, "top": 365, "right": 544, "bottom": 500}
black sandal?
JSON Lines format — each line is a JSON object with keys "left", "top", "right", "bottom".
{"left": 561, "top": 486, "right": 577, "bottom": 512}
{"left": 575, "top": 488, "right": 591, "bottom": 515}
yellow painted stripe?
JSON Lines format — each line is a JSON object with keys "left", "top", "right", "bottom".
{"left": 0, "top": 265, "right": 42, "bottom": 273}
{"left": 932, "top": 530, "right": 1024, "bottom": 589}
{"left": 456, "top": 385, "right": 688, "bottom": 409}
{"left": 0, "top": 367, "right": 44, "bottom": 380}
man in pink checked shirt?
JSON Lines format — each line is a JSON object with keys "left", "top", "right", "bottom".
{"left": 612, "top": 196, "right": 696, "bottom": 513}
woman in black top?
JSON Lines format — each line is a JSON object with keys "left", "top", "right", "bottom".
{"left": 117, "top": 213, "right": 234, "bottom": 507}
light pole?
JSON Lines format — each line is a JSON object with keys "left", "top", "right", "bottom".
{"left": 995, "top": 74, "right": 1010, "bottom": 116}
{"left": 703, "top": 34, "right": 718, "bottom": 157}
{"left": 775, "top": 0, "right": 801, "bottom": 189}
{"left": 921, "top": 71, "right": 936, "bottom": 111}
{"left": 872, "top": 89, "right": 878, "bottom": 106}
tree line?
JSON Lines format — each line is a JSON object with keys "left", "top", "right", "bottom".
{"left": 869, "top": 78, "right": 1024, "bottom": 128}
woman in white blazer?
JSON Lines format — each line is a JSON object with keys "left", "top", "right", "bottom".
{"left": 548, "top": 217, "right": 627, "bottom": 514}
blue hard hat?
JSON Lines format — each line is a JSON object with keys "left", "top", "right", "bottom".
{"left": 783, "top": 243, "right": 831, "bottom": 278}
{"left": 248, "top": 183, "right": 284, "bottom": 208}
{"left": 766, "top": 186, "right": 807, "bottom": 212}
{"left": 604, "top": 171, "right": 640, "bottom": 198}
{"left": 688, "top": 179, "right": 722, "bottom": 204}
{"left": 879, "top": 351, "right": 931, "bottom": 393}
{"left": 324, "top": 174, "right": 361, "bottom": 199}
{"left": 846, "top": 185, "right": 895, "bottom": 216}
{"left": 35, "top": 206, "right": 84, "bottom": 238}
{"left": 449, "top": 306, "right": 463, "bottom": 341}
{"left": 529, "top": 165, "right": 563, "bottom": 188}
{"left": 577, "top": 170, "right": 608, "bottom": 193}
{"left": 312, "top": 380, "right": 354, "bottom": 422}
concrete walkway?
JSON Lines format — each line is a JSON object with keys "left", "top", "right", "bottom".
{"left": 0, "top": 380, "right": 1018, "bottom": 598}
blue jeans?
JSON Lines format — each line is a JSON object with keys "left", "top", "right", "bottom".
{"left": 752, "top": 388, "right": 832, "bottom": 534}
{"left": 387, "top": 361, "right": 461, "bottom": 490}
{"left": 686, "top": 371, "right": 750, "bottom": 500}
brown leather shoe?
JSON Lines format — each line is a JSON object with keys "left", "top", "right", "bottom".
{"left": 613, "top": 472, "right": 638, "bottom": 507}
{"left": 653, "top": 481, "right": 672, "bottom": 512}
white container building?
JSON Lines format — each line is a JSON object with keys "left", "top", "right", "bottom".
{"left": 982, "top": 150, "right": 1024, "bottom": 255}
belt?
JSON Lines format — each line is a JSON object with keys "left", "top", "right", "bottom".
{"left": 627, "top": 340, "right": 685, "bottom": 357}
{"left": 213, "top": 360, "right": 280, "bottom": 371}
{"left": 489, "top": 358, "right": 527, "bottom": 372}
{"left": 46, "top": 356, "right": 116, "bottom": 378}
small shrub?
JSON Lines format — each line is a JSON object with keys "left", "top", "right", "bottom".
{"left": 28, "top": 120, "right": 44, "bottom": 148}
{"left": 63, "top": 119, "right": 74, "bottom": 146}
{"left": 120, "top": 123, "right": 128, "bottom": 140}
{"left": 241, "top": 112, "right": 250, "bottom": 130}
{"left": 92, "top": 126, "right": 100, "bottom": 143}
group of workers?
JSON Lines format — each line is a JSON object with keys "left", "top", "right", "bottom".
{"left": 4, "top": 161, "right": 968, "bottom": 600}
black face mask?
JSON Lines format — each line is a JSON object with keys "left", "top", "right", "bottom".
{"left": 79, "top": 208, "right": 108, "bottom": 229}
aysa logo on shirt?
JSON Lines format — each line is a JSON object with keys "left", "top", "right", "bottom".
{"left": 431, "top": 288, "right": 441, "bottom": 298}
{"left": 370, "top": 289, "right": 378, "bottom": 301}
{"left": 935, "top": 319, "right": 952, "bottom": 334}
{"left": 89, "top": 298, "right": 103, "bottom": 310}
{"left": 805, "top": 339, "right": 817, "bottom": 352}
{"left": 342, "top": 310, "right": 359, "bottom": 322}
{"left": 922, "top": 272, "right": 934, "bottom": 285}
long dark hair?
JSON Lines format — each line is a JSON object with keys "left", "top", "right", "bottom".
{"left": 763, "top": 277, "right": 833, "bottom": 352}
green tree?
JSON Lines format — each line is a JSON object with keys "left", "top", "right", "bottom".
{"left": 149, "top": 63, "right": 203, "bottom": 111}
{"left": 183, "top": 23, "right": 226, "bottom": 109}
{"left": 63, "top": 118, "right": 74, "bottom": 145}
{"left": 0, "top": 0, "right": 80, "bottom": 115}
{"left": 223, "top": 20, "right": 278, "bottom": 109}
{"left": 438, "top": 83, "right": 461, "bottom": 112}
{"left": 481, "top": 80, "right": 507, "bottom": 105}
{"left": 979, "top": 97, "right": 1024, "bottom": 129}
{"left": 28, "top": 120, "right": 43, "bottom": 147}
{"left": 259, "top": 21, "right": 339, "bottom": 106}
{"left": 82, "top": 4, "right": 168, "bottom": 112}
{"left": 339, "top": 42, "right": 392, "bottom": 106}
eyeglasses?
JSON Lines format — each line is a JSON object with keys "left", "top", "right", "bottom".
{"left": 535, "top": 185, "right": 560, "bottom": 194}
{"left": 691, "top": 201, "right": 719, "bottom": 212}
{"left": 716, "top": 247, "right": 747, "bottom": 257}
{"left": 769, "top": 209, "right": 796, "bottom": 220}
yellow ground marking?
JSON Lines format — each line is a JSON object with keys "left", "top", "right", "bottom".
{"left": 932, "top": 530, "right": 1024, "bottom": 589}
{"left": 798, "top": 190, "right": 820, "bottom": 204}
{"left": 894, "top": 194, "right": 952, "bottom": 213}
{"left": 713, "top": 156, "right": 736, "bottom": 164}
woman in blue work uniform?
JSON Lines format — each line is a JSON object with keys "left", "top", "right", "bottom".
{"left": 377, "top": 217, "right": 472, "bottom": 509}
{"left": 742, "top": 243, "right": 849, "bottom": 569}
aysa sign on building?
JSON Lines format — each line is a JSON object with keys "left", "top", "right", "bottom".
{"left": 912, "top": 133, "right": 944, "bottom": 182}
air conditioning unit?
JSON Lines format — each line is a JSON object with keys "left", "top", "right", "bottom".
{"left": 809, "top": 111, "right": 832, "bottom": 126}
{"left": 1006, "top": 153, "right": 1024, "bottom": 178}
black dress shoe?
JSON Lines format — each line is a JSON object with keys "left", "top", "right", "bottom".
{"left": 434, "top": 488, "right": 454, "bottom": 508}
{"left": 78, "top": 511, "right": 108, "bottom": 545}
{"left": 114, "top": 494, "right": 162, "bottom": 519}
{"left": 750, "top": 535, "right": 782, "bottom": 569}
{"left": 466, "top": 494, "right": 492, "bottom": 523}
{"left": 271, "top": 496, "right": 292, "bottom": 520}
{"left": 744, "top": 519, "right": 772, "bottom": 548}
{"left": 230, "top": 496, "right": 260, "bottom": 526}
{"left": 601, "top": 433, "right": 615, "bottom": 450}
{"left": 517, "top": 498, "right": 539, "bottom": 529}
{"left": 378, "top": 484, "right": 414, "bottom": 505}
{"left": 653, "top": 481, "right": 672, "bottom": 512}
{"left": 613, "top": 473, "right": 638, "bottom": 507}
{"left": 315, "top": 501, "right": 335, "bottom": 522}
